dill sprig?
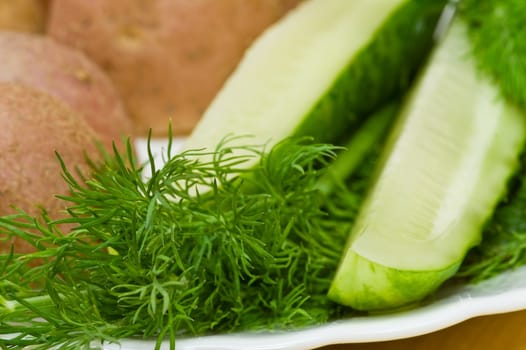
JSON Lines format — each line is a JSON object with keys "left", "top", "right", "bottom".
{"left": 0, "top": 136, "right": 366, "bottom": 349}
{"left": 459, "top": 0, "right": 526, "bottom": 110}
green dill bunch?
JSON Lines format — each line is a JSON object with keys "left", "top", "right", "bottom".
{"left": 0, "top": 137, "right": 355, "bottom": 349}
{"left": 459, "top": 0, "right": 526, "bottom": 109}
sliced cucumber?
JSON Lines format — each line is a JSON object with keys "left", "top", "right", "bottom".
{"left": 183, "top": 0, "right": 446, "bottom": 155}
{"left": 328, "top": 20, "right": 526, "bottom": 311}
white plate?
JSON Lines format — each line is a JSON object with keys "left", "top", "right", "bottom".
{"left": 118, "top": 139, "right": 526, "bottom": 350}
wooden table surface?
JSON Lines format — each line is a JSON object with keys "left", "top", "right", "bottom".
{"left": 315, "top": 309, "right": 526, "bottom": 350}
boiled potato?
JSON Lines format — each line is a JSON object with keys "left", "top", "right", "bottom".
{"left": 0, "top": 32, "right": 132, "bottom": 151}
{"left": 0, "top": 83, "right": 101, "bottom": 253}
{"left": 0, "top": 0, "right": 48, "bottom": 33}
{"left": 47, "top": 0, "right": 299, "bottom": 136}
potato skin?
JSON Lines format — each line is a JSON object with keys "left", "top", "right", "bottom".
{"left": 0, "top": 32, "right": 132, "bottom": 151}
{"left": 0, "top": 0, "right": 49, "bottom": 33}
{"left": 0, "top": 83, "right": 99, "bottom": 253}
{"left": 47, "top": 0, "right": 299, "bottom": 136}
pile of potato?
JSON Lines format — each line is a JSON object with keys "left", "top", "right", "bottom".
{"left": 0, "top": 0, "right": 298, "bottom": 252}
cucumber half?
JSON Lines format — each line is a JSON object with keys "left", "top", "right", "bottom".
{"left": 183, "top": 0, "right": 446, "bottom": 155}
{"left": 328, "top": 20, "right": 526, "bottom": 311}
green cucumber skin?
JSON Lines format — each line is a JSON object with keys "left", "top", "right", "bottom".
{"left": 328, "top": 19, "right": 526, "bottom": 311}
{"left": 328, "top": 251, "right": 460, "bottom": 311}
{"left": 293, "top": 0, "right": 447, "bottom": 144}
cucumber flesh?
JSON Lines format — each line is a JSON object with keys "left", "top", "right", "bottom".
{"left": 328, "top": 20, "right": 526, "bottom": 310}
{"left": 183, "top": 0, "right": 445, "bottom": 156}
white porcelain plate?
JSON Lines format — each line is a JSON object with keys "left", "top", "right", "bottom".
{"left": 116, "top": 139, "right": 526, "bottom": 350}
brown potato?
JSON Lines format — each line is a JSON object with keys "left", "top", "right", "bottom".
{"left": 47, "top": 0, "right": 300, "bottom": 137}
{"left": 0, "top": 0, "right": 49, "bottom": 33}
{"left": 0, "top": 31, "right": 132, "bottom": 151}
{"left": 0, "top": 83, "right": 99, "bottom": 253}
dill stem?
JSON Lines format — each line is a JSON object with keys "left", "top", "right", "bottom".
{"left": 315, "top": 102, "right": 397, "bottom": 195}
{"left": 0, "top": 294, "right": 53, "bottom": 318}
